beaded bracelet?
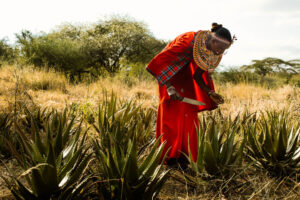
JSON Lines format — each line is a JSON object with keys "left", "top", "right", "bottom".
{"left": 207, "top": 90, "right": 214, "bottom": 96}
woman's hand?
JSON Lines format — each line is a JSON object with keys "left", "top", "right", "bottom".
{"left": 167, "top": 85, "right": 183, "bottom": 100}
{"left": 208, "top": 91, "right": 224, "bottom": 104}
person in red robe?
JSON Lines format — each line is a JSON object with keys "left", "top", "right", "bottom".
{"left": 146, "top": 23, "right": 235, "bottom": 168}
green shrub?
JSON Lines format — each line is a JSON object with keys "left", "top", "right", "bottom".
{"left": 289, "top": 73, "right": 300, "bottom": 87}
{"left": 214, "top": 69, "right": 259, "bottom": 85}
{"left": 0, "top": 38, "right": 15, "bottom": 64}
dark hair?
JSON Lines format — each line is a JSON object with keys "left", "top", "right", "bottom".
{"left": 211, "top": 23, "right": 232, "bottom": 42}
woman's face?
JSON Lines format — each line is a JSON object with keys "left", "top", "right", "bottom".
{"left": 210, "top": 39, "right": 231, "bottom": 56}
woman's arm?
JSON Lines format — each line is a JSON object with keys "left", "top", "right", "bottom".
{"left": 192, "top": 67, "right": 212, "bottom": 94}
{"left": 146, "top": 32, "right": 195, "bottom": 86}
{"left": 193, "top": 67, "right": 224, "bottom": 104}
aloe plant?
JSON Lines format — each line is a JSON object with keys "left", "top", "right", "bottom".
{"left": 0, "top": 113, "right": 13, "bottom": 158}
{"left": 91, "top": 92, "right": 169, "bottom": 200}
{"left": 92, "top": 92, "right": 155, "bottom": 150}
{"left": 189, "top": 114, "right": 246, "bottom": 177}
{"left": 92, "top": 135, "right": 169, "bottom": 200}
{"left": 17, "top": 106, "right": 51, "bottom": 134}
{"left": 246, "top": 111, "right": 300, "bottom": 176}
{"left": 1, "top": 108, "right": 92, "bottom": 200}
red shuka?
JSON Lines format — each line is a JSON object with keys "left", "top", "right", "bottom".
{"left": 146, "top": 31, "right": 218, "bottom": 161}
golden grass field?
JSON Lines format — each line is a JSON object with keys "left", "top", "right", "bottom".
{"left": 0, "top": 65, "right": 299, "bottom": 117}
{"left": 0, "top": 65, "right": 300, "bottom": 199}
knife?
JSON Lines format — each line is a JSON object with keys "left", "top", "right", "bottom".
{"left": 180, "top": 97, "right": 206, "bottom": 106}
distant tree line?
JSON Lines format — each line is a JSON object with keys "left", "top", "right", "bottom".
{"left": 0, "top": 16, "right": 167, "bottom": 81}
{"left": 0, "top": 17, "right": 299, "bottom": 86}
{"left": 214, "top": 58, "right": 300, "bottom": 87}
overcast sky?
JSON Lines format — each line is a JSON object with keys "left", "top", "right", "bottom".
{"left": 1, "top": 0, "right": 299, "bottom": 67}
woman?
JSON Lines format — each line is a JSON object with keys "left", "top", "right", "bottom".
{"left": 146, "top": 23, "right": 235, "bottom": 167}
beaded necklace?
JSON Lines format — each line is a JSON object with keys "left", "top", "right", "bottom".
{"left": 193, "top": 31, "right": 222, "bottom": 71}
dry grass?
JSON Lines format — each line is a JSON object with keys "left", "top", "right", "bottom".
{"left": 218, "top": 83, "right": 300, "bottom": 118}
{"left": 158, "top": 168, "right": 300, "bottom": 200}
{"left": 0, "top": 65, "right": 159, "bottom": 112}
{"left": 0, "top": 64, "right": 299, "bottom": 199}
{"left": 0, "top": 65, "right": 299, "bottom": 116}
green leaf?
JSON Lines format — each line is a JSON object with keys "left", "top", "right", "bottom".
{"left": 204, "top": 141, "right": 218, "bottom": 175}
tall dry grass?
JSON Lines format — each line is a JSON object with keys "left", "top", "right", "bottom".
{"left": 1, "top": 64, "right": 299, "bottom": 117}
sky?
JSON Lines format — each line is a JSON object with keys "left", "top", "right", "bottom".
{"left": 1, "top": 0, "right": 299, "bottom": 67}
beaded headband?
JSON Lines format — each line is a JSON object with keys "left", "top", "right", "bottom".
{"left": 212, "top": 33, "right": 237, "bottom": 45}
{"left": 212, "top": 33, "right": 231, "bottom": 45}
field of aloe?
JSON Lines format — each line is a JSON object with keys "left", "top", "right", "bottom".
{"left": 0, "top": 65, "right": 300, "bottom": 199}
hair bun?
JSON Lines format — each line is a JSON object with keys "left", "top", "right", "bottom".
{"left": 211, "top": 23, "right": 223, "bottom": 32}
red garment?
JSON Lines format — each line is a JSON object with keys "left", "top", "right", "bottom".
{"left": 147, "top": 31, "right": 218, "bottom": 161}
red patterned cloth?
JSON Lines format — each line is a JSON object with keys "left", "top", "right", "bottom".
{"left": 146, "top": 32, "right": 194, "bottom": 86}
{"left": 146, "top": 31, "right": 219, "bottom": 161}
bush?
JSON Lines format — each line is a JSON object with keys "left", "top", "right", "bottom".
{"left": 15, "top": 17, "right": 166, "bottom": 80}
{"left": 16, "top": 31, "right": 89, "bottom": 73}
{"left": 289, "top": 73, "right": 300, "bottom": 87}
{"left": 0, "top": 38, "right": 15, "bottom": 65}
{"left": 213, "top": 69, "right": 260, "bottom": 85}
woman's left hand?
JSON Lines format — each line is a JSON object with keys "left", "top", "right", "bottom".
{"left": 209, "top": 91, "right": 224, "bottom": 104}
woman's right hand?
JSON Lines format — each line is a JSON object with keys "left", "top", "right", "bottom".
{"left": 170, "top": 92, "right": 183, "bottom": 101}
{"left": 167, "top": 85, "right": 183, "bottom": 100}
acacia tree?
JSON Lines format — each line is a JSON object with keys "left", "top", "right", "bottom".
{"left": 84, "top": 17, "right": 166, "bottom": 73}
{"left": 242, "top": 57, "right": 300, "bottom": 77}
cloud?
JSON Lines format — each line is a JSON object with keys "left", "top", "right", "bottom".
{"left": 263, "top": 0, "right": 300, "bottom": 12}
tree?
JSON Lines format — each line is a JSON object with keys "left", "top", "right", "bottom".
{"left": 0, "top": 38, "right": 15, "bottom": 64}
{"left": 84, "top": 17, "right": 166, "bottom": 73}
{"left": 15, "top": 30, "right": 34, "bottom": 61}
{"left": 242, "top": 57, "right": 300, "bottom": 77}
{"left": 16, "top": 29, "right": 89, "bottom": 80}
{"left": 15, "top": 17, "right": 167, "bottom": 79}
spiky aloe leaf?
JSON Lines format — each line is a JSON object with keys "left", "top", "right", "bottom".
{"left": 188, "top": 124, "right": 205, "bottom": 174}
{"left": 11, "top": 179, "right": 38, "bottom": 200}
{"left": 58, "top": 146, "right": 85, "bottom": 182}
{"left": 64, "top": 152, "right": 92, "bottom": 187}
{"left": 222, "top": 132, "right": 235, "bottom": 165}
{"left": 140, "top": 141, "right": 166, "bottom": 178}
{"left": 287, "top": 127, "right": 300, "bottom": 156}
{"left": 122, "top": 139, "right": 138, "bottom": 183}
{"left": 204, "top": 141, "right": 219, "bottom": 175}
{"left": 138, "top": 135, "right": 163, "bottom": 174}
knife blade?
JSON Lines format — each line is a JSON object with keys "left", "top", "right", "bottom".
{"left": 181, "top": 97, "right": 206, "bottom": 106}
